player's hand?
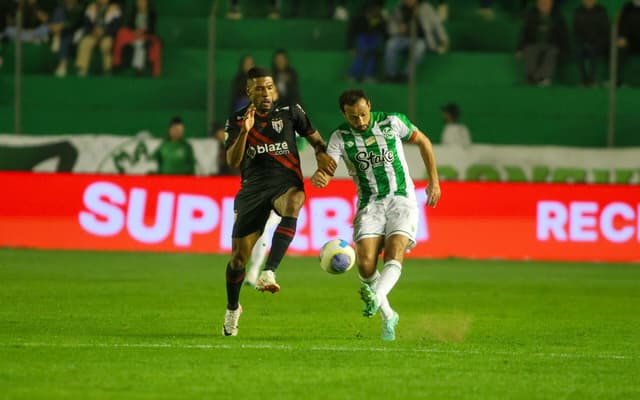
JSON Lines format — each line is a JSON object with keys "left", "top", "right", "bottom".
{"left": 316, "top": 152, "right": 337, "bottom": 176}
{"left": 242, "top": 104, "right": 256, "bottom": 133}
{"left": 311, "top": 169, "right": 330, "bottom": 188}
{"left": 426, "top": 182, "right": 441, "bottom": 208}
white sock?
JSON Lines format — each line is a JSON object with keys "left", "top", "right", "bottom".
{"left": 246, "top": 213, "right": 281, "bottom": 282}
{"left": 360, "top": 270, "right": 394, "bottom": 320}
{"left": 246, "top": 234, "right": 268, "bottom": 282}
{"left": 376, "top": 260, "right": 402, "bottom": 302}
{"left": 373, "top": 268, "right": 395, "bottom": 321}
{"left": 359, "top": 270, "right": 380, "bottom": 287}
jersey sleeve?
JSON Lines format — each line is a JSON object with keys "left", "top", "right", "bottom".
{"left": 326, "top": 130, "right": 343, "bottom": 164}
{"left": 291, "top": 103, "right": 316, "bottom": 137}
{"left": 223, "top": 115, "right": 242, "bottom": 150}
{"left": 392, "top": 113, "right": 420, "bottom": 142}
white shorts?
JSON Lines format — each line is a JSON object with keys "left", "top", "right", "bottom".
{"left": 353, "top": 195, "right": 419, "bottom": 249}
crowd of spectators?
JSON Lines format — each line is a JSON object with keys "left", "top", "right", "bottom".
{"left": 1, "top": 0, "right": 162, "bottom": 77}
{"left": 221, "top": 0, "right": 639, "bottom": 88}
{"left": 2, "top": 0, "right": 637, "bottom": 85}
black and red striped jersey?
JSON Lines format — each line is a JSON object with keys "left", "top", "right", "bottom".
{"left": 224, "top": 102, "right": 314, "bottom": 187}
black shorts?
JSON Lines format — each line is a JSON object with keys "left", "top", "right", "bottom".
{"left": 232, "top": 178, "right": 303, "bottom": 238}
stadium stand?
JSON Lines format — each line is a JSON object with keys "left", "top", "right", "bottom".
{"left": 0, "top": 0, "right": 638, "bottom": 146}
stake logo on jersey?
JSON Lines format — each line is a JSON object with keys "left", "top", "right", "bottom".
{"left": 354, "top": 148, "right": 395, "bottom": 171}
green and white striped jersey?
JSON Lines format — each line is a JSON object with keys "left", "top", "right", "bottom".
{"left": 327, "top": 111, "right": 419, "bottom": 210}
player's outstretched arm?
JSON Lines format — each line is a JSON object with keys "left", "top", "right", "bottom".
{"left": 305, "top": 131, "right": 337, "bottom": 176}
{"left": 226, "top": 105, "right": 255, "bottom": 168}
{"left": 411, "top": 130, "right": 441, "bottom": 208}
{"left": 311, "top": 169, "right": 332, "bottom": 188}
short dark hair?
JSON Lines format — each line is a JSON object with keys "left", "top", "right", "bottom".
{"left": 441, "top": 103, "right": 460, "bottom": 121}
{"left": 169, "top": 116, "right": 183, "bottom": 126}
{"left": 339, "top": 89, "right": 369, "bottom": 112}
{"left": 247, "top": 67, "right": 272, "bottom": 79}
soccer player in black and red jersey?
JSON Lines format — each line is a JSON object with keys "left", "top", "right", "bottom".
{"left": 221, "top": 67, "right": 336, "bottom": 336}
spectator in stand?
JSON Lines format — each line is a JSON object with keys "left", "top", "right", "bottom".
{"left": 152, "top": 117, "right": 196, "bottom": 175}
{"left": 346, "top": 1, "right": 387, "bottom": 83}
{"left": 271, "top": 49, "right": 302, "bottom": 106}
{"left": 112, "top": 0, "right": 161, "bottom": 76}
{"left": 211, "top": 122, "right": 240, "bottom": 176}
{"left": 230, "top": 54, "right": 255, "bottom": 113}
{"left": 226, "top": 0, "right": 348, "bottom": 20}
{"left": 2, "top": 0, "right": 49, "bottom": 43}
{"left": 0, "top": 2, "right": 9, "bottom": 34}
{"left": 0, "top": 1, "right": 12, "bottom": 68}
{"left": 440, "top": 102, "right": 471, "bottom": 147}
{"left": 617, "top": 0, "right": 640, "bottom": 86}
{"left": 384, "top": 0, "right": 449, "bottom": 82}
{"left": 75, "top": 0, "right": 122, "bottom": 77}
{"left": 49, "top": 0, "right": 84, "bottom": 78}
{"left": 517, "top": 0, "right": 569, "bottom": 86}
{"left": 227, "top": 0, "right": 281, "bottom": 19}
{"left": 477, "top": 0, "right": 495, "bottom": 20}
{"left": 573, "top": 0, "right": 609, "bottom": 87}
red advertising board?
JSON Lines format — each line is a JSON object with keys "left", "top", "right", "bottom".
{"left": 1, "top": 172, "right": 638, "bottom": 262}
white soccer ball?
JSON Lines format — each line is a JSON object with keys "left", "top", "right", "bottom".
{"left": 319, "top": 239, "right": 356, "bottom": 274}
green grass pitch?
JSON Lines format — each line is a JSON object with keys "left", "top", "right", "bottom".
{"left": 1, "top": 248, "right": 639, "bottom": 399}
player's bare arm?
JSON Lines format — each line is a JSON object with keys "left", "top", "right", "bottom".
{"left": 410, "top": 130, "right": 441, "bottom": 207}
{"left": 305, "top": 131, "right": 337, "bottom": 176}
{"left": 226, "top": 105, "right": 256, "bottom": 168}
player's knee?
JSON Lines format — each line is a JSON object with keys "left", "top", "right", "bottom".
{"left": 356, "top": 250, "right": 377, "bottom": 272}
{"left": 383, "top": 236, "right": 409, "bottom": 261}
{"left": 283, "top": 191, "right": 305, "bottom": 215}
{"left": 229, "top": 250, "right": 249, "bottom": 270}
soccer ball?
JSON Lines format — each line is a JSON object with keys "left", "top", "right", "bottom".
{"left": 319, "top": 239, "right": 356, "bottom": 274}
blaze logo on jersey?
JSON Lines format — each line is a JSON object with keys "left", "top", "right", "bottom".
{"left": 354, "top": 148, "right": 395, "bottom": 171}
{"left": 246, "top": 141, "right": 290, "bottom": 158}
{"left": 271, "top": 118, "right": 284, "bottom": 133}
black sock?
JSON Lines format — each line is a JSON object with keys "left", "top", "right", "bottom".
{"left": 226, "top": 263, "right": 245, "bottom": 310}
{"left": 264, "top": 216, "right": 297, "bottom": 272}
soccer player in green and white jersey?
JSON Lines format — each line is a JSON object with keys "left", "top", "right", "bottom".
{"left": 311, "top": 89, "right": 441, "bottom": 341}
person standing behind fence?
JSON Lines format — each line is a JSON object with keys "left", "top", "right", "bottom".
{"left": 616, "top": 0, "right": 640, "bottom": 87}
{"left": 2, "top": 0, "right": 49, "bottom": 43}
{"left": 517, "top": 0, "right": 569, "bottom": 86}
{"left": 112, "top": 0, "right": 161, "bottom": 77}
{"left": 230, "top": 54, "right": 255, "bottom": 113}
{"left": 384, "top": 0, "right": 449, "bottom": 83}
{"left": 75, "top": 0, "right": 122, "bottom": 77}
{"left": 440, "top": 102, "right": 471, "bottom": 147}
{"left": 152, "top": 117, "right": 196, "bottom": 175}
{"left": 49, "top": 0, "right": 84, "bottom": 78}
{"left": 573, "top": 0, "right": 609, "bottom": 87}
{"left": 271, "top": 49, "right": 302, "bottom": 106}
{"left": 346, "top": 1, "right": 387, "bottom": 83}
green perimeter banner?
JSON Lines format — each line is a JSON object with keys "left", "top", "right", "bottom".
{"left": 1, "top": 134, "right": 639, "bottom": 184}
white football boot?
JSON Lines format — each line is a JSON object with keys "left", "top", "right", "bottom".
{"left": 255, "top": 270, "right": 280, "bottom": 293}
{"left": 222, "top": 304, "right": 243, "bottom": 336}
